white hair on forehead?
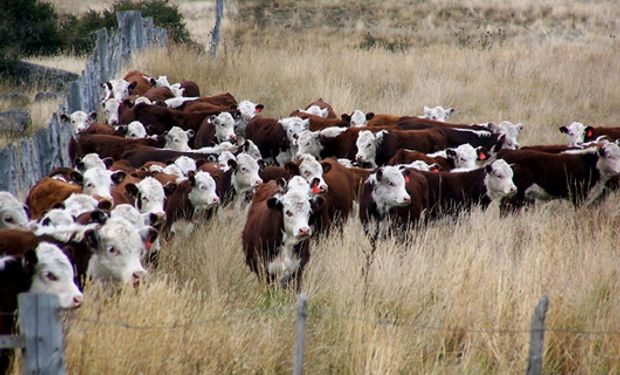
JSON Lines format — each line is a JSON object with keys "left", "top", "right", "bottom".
{"left": 126, "top": 121, "right": 147, "bottom": 138}
{"left": 287, "top": 176, "right": 311, "bottom": 195}
{"left": 64, "top": 193, "right": 99, "bottom": 216}
{"left": 0, "top": 191, "right": 29, "bottom": 228}
{"left": 281, "top": 190, "right": 310, "bottom": 211}
{"left": 174, "top": 156, "right": 197, "bottom": 174}
{"left": 80, "top": 153, "right": 106, "bottom": 171}
{"left": 36, "top": 242, "right": 73, "bottom": 272}
{"left": 40, "top": 208, "right": 74, "bottom": 226}
{"left": 163, "top": 164, "right": 185, "bottom": 178}
{"left": 350, "top": 109, "right": 367, "bottom": 126}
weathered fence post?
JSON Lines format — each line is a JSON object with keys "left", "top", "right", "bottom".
{"left": 526, "top": 295, "right": 549, "bottom": 375}
{"left": 18, "top": 293, "right": 67, "bottom": 375}
{"left": 293, "top": 293, "right": 308, "bottom": 375}
{"left": 209, "top": 0, "right": 225, "bottom": 58}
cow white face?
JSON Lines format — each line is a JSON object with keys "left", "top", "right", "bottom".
{"left": 489, "top": 121, "right": 522, "bottom": 150}
{"left": 102, "top": 79, "right": 134, "bottom": 101}
{"left": 77, "top": 153, "right": 107, "bottom": 172}
{"left": 559, "top": 122, "right": 587, "bottom": 147}
{"left": 422, "top": 106, "right": 455, "bottom": 122}
{"left": 60, "top": 111, "right": 97, "bottom": 134}
{"left": 356, "top": 130, "right": 384, "bottom": 168}
{"left": 302, "top": 105, "right": 329, "bottom": 118}
{"left": 218, "top": 151, "right": 236, "bottom": 167}
{"left": 350, "top": 109, "right": 368, "bottom": 127}
{"left": 239, "top": 140, "right": 262, "bottom": 160}
{"left": 151, "top": 75, "right": 171, "bottom": 88}
{"left": 0, "top": 192, "right": 29, "bottom": 230}
{"left": 236, "top": 100, "right": 264, "bottom": 135}
{"left": 39, "top": 208, "right": 75, "bottom": 228}
{"left": 29, "top": 242, "right": 83, "bottom": 309}
{"left": 165, "top": 126, "right": 193, "bottom": 152}
{"left": 188, "top": 171, "right": 220, "bottom": 209}
{"left": 111, "top": 204, "right": 159, "bottom": 228}
{"left": 82, "top": 168, "right": 124, "bottom": 200}
{"left": 296, "top": 130, "right": 322, "bottom": 159}
{"left": 597, "top": 142, "right": 620, "bottom": 178}
{"left": 484, "top": 159, "right": 517, "bottom": 200}
{"left": 286, "top": 176, "right": 312, "bottom": 197}
{"left": 209, "top": 112, "right": 237, "bottom": 143}
{"left": 63, "top": 193, "right": 100, "bottom": 217}
{"left": 129, "top": 177, "right": 166, "bottom": 218}
{"left": 369, "top": 166, "right": 411, "bottom": 215}
{"left": 232, "top": 153, "right": 263, "bottom": 195}
{"left": 280, "top": 117, "right": 310, "bottom": 147}
{"left": 102, "top": 98, "right": 122, "bottom": 125}
{"left": 126, "top": 121, "right": 147, "bottom": 138}
{"left": 267, "top": 191, "right": 313, "bottom": 241}
{"left": 86, "top": 217, "right": 148, "bottom": 285}
{"left": 298, "top": 154, "right": 328, "bottom": 193}
{"left": 162, "top": 164, "right": 185, "bottom": 179}
{"left": 173, "top": 156, "right": 197, "bottom": 175}
{"left": 446, "top": 144, "right": 478, "bottom": 170}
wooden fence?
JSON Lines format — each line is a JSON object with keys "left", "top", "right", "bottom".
{"left": 0, "top": 11, "right": 168, "bottom": 198}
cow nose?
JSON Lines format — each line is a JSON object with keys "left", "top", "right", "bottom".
{"left": 510, "top": 186, "right": 517, "bottom": 194}
{"left": 72, "top": 295, "right": 84, "bottom": 308}
{"left": 253, "top": 178, "right": 263, "bottom": 187}
{"left": 298, "top": 227, "right": 310, "bottom": 237}
{"left": 212, "top": 196, "right": 220, "bottom": 205}
{"left": 229, "top": 135, "right": 237, "bottom": 142}
{"left": 402, "top": 195, "right": 411, "bottom": 204}
{"left": 131, "top": 270, "right": 146, "bottom": 285}
{"left": 355, "top": 155, "right": 363, "bottom": 163}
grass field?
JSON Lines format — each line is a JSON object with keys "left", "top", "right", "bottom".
{"left": 8, "top": 0, "right": 620, "bottom": 373}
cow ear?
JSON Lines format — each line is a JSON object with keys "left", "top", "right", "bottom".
{"left": 585, "top": 126, "right": 595, "bottom": 139}
{"left": 111, "top": 171, "right": 126, "bottom": 185}
{"left": 22, "top": 249, "right": 38, "bottom": 275}
{"left": 52, "top": 202, "right": 65, "bottom": 210}
{"left": 186, "top": 129, "right": 195, "bottom": 138}
{"left": 227, "top": 159, "right": 238, "bottom": 170}
{"left": 70, "top": 171, "right": 83, "bottom": 185}
{"left": 164, "top": 182, "right": 178, "bottom": 196}
{"left": 321, "top": 162, "right": 332, "bottom": 174}
{"left": 116, "top": 125, "right": 128, "bottom": 135}
{"left": 446, "top": 148, "right": 456, "bottom": 157}
{"left": 139, "top": 226, "right": 159, "bottom": 252}
{"left": 60, "top": 114, "right": 69, "bottom": 122}
{"left": 285, "top": 162, "right": 300, "bottom": 175}
{"left": 125, "top": 183, "right": 139, "bottom": 197}
{"left": 90, "top": 210, "right": 108, "bottom": 225}
{"left": 255, "top": 104, "right": 264, "bottom": 113}
{"left": 423, "top": 106, "right": 431, "bottom": 115}
{"left": 477, "top": 147, "right": 490, "bottom": 161}
{"left": 485, "top": 164, "right": 493, "bottom": 173}
{"left": 267, "top": 196, "right": 283, "bottom": 211}
{"left": 366, "top": 112, "right": 375, "bottom": 121}
{"left": 128, "top": 81, "right": 138, "bottom": 91}
{"left": 515, "top": 123, "right": 524, "bottom": 133}
{"left": 123, "top": 98, "right": 134, "bottom": 108}
{"left": 559, "top": 126, "right": 568, "bottom": 134}
{"left": 195, "top": 158, "right": 207, "bottom": 169}
{"left": 310, "top": 196, "right": 326, "bottom": 213}
{"left": 446, "top": 108, "right": 455, "bottom": 116}
{"left": 75, "top": 159, "right": 85, "bottom": 171}
{"left": 84, "top": 229, "right": 101, "bottom": 250}
{"left": 188, "top": 171, "right": 196, "bottom": 186}
{"left": 97, "top": 199, "right": 113, "bottom": 211}
{"left": 402, "top": 169, "right": 412, "bottom": 178}
{"left": 375, "top": 168, "right": 383, "bottom": 182}
{"left": 257, "top": 159, "right": 266, "bottom": 170}
{"left": 341, "top": 114, "right": 351, "bottom": 123}
{"left": 149, "top": 77, "right": 157, "bottom": 86}
{"left": 89, "top": 111, "right": 97, "bottom": 121}
{"left": 206, "top": 155, "right": 217, "bottom": 163}
{"left": 102, "top": 157, "right": 114, "bottom": 169}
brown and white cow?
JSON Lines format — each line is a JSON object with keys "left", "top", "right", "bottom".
{"left": 560, "top": 122, "right": 620, "bottom": 147}
{"left": 355, "top": 129, "right": 448, "bottom": 167}
{"left": 0, "top": 192, "right": 29, "bottom": 230}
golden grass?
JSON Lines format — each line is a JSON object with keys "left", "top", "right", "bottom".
{"left": 7, "top": 1, "right": 620, "bottom": 373}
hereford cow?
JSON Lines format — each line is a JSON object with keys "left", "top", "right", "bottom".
{"left": 355, "top": 129, "right": 448, "bottom": 167}
{"left": 60, "top": 110, "right": 98, "bottom": 134}
{"left": 0, "top": 192, "right": 29, "bottom": 230}
{"left": 421, "top": 106, "right": 455, "bottom": 122}
{"left": 560, "top": 122, "right": 620, "bottom": 147}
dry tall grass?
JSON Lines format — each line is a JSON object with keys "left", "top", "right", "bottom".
{"left": 8, "top": 1, "right": 620, "bottom": 374}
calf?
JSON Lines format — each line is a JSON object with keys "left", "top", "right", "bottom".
{"left": 419, "top": 159, "right": 517, "bottom": 219}
{"left": 359, "top": 166, "right": 411, "bottom": 236}
{"left": 291, "top": 112, "right": 351, "bottom": 131}
{"left": 560, "top": 122, "right": 620, "bottom": 147}
{"left": 119, "top": 145, "right": 215, "bottom": 168}
{"left": 132, "top": 102, "right": 224, "bottom": 135}
{"left": 303, "top": 98, "right": 337, "bottom": 119}
{"left": 389, "top": 169, "right": 430, "bottom": 228}
{"left": 421, "top": 105, "right": 455, "bottom": 122}
{"left": 242, "top": 180, "right": 324, "bottom": 289}
{"left": 164, "top": 126, "right": 193, "bottom": 151}
{"left": 235, "top": 100, "right": 264, "bottom": 137}
{"left": 194, "top": 112, "right": 238, "bottom": 148}
{"left": 387, "top": 149, "right": 450, "bottom": 170}
{"left": 60, "top": 110, "right": 98, "bottom": 134}
{"left": 73, "top": 133, "right": 164, "bottom": 161}
{"left": 125, "top": 177, "right": 167, "bottom": 219}
{"left": 26, "top": 178, "right": 82, "bottom": 220}
{"left": 499, "top": 142, "right": 620, "bottom": 207}
{"left": 163, "top": 171, "right": 220, "bottom": 237}
{"left": 355, "top": 129, "right": 448, "bottom": 167}
{"left": 0, "top": 192, "right": 29, "bottom": 230}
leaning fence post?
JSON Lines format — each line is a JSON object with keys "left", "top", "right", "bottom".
{"left": 209, "top": 0, "right": 225, "bottom": 59}
{"left": 526, "top": 295, "right": 549, "bottom": 375}
{"left": 18, "top": 293, "right": 67, "bottom": 375}
{"left": 293, "top": 293, "right": 308, "bottom": 375}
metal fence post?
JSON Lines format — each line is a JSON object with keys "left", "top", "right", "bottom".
{"left": 293, "top": 293, "right": 308, "bottom": 375}
{"left": 18, "top": 293, "right": 67, "bottom": 375}
{"left": 526, "top": 295, "right": 549, "bottom": 375}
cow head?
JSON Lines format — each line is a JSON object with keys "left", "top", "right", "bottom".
{"left": 302, "top": 105, "right": 329, "bottom": 118}
{"left": 39, "top": 208, "right": 75, "bottom": 228}
{"left": 102, "top": 98, "right": 122, "bottom": 125}
{"left": 63, "top": 193, "right": 102, "bottom": 217}
{"left": 356, "top": 130, "right": 386, "bottom": 168}
{"left": 187, "top": 171, "right": 220, "bottom": 209}
{"left": 60, "top": 110, "right": 97, "bottom": 134}
{"left": 82, "top": 168, "right": 125, "bottom": 200}
{"left": 267, "top": 189, "right": 323, "bottom": 242}
{"left": 369, "top": 166, "right": 411, "bottom": 215}
{"left": 101, "top": 79, "right": 135, "bottom": 101}
{"left": 125, "top": 177, "right": 166, "bottom": 218}
{"left": 231, "top": 153, "right": 263, "bottom": 195}
{"left": 488, "top": 121, "right": 522, "bottom": 150}
{"left": 350, "top": 109, "right": 374, "bottom": 127}
{"left": 218, "top": 151, "right": 237, "bottom": 167}
{"left": 210, "top": 112, "right": 237, "bottom": 143}
{"left": 28, "top": 242, "right": 83, "bottom": 309}
{"left": 445, "top": 143, "right": 479, "bottom": 170}
{"left": 164, "top": 126, "right": 193, "bottom": 151}
{"left": 422, "top": 106, "right": 455, "bottom": 122}
{"left": 484, "top": 159, "right": 517, "bottom": 200}
{"left": 559, "top": 122, "right": 588, "bottom": 146}
{"left": 239, "top": 140, "right": 262, "bottom": 160}
{"left": 236, "top": 100, "right": 264, "bottom": 136}
{"left": 0, "top": 191, "right": 29, "bottom": 230}
{"left": 279, "top": 117, "right": 310, "bottom": 147}
{"left": 85, "top": 217, "right": 148, "bottom": 285}
{"left": 110, "top": 204, "right": 161, "bottom": 261}
{"left": 296, "top": 130, "right": 322, "bottom": 159}
{"left": 298, "top": 154, "right": 330, "bottom": 194}
{"left": 596, "top": 142, "right": 620, "bottom": 178}
{"left": 76, "top": 153, "right": 112, "bottom": 172}
{"left": 173, "top": 156, "right": 197, "bottom": 176}
{"left": 126, "top": 121, "right": 147, "bottom": 138}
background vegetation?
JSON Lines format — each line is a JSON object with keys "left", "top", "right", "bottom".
{"left": 7, "top": 0, "right": 620, "bottom": 373}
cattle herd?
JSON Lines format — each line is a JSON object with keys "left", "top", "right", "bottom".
{"left": 2, "top": 69, "right": 620, "bottom": 370}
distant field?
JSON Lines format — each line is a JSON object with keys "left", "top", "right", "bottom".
{"left": 8, "top": 1, "right": 620, "bottom": 373}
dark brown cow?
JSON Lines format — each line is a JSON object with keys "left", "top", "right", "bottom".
{"left": 143, "top": 86, "right": 175, "bottom": 102}
{"left": 119, "top": 145, "right": 216, "bottom": 168}
{"left": 73, "top": 133, "right": 165, "bottom": 161}
{"left": 387, "top": 149, "right": 450, "bottom": 170}
{"left": 124, "top": 70, "right": 152, "bottom": 96}
{"left": 317, "top": 126, "right": 396, "bottom": 160}
{"left": 132, "top": 103, "right": 226, "bottom": 135}
{"left": 519, "top": 144, "right": 578, "bottom": 153}
{"left": 180, "top": 92, "right": 238, "bottom": 112}
{"left": 290, "top": 111, "right": 351, "bottom": 131}
{"left": 26, "top": 178, "right": 82, "bottom": 219}
{"left": 302, "top": 98, "right": 337, "bottom": 119}
{"left": 366, "top": 113, "right": 402, "bottom": 127}
{"left": 396, "top": 118, "right": 499, "bottom": 149}
{"left": 179, "top": 80, "right": 201, "bottom": 97}
{"left": 317, "top": 158, "right": 357, "bottom": 228}
{"left": 245, "top": 116, "right": 289, "bottom": 161}
{"left": 389, "top": 169, "right": 430, "bottom": 228}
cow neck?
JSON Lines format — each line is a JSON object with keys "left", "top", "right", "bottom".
{"left": 169, "top": 180, "right": 195, "bottom": 221}
{"left": 472, "top": 168, "right": 493, "bottom": 206}
{"left": 585, "top": 152, "right": 602, "bottom": 181}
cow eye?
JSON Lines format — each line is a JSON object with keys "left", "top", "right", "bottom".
{"left": 5, "top": 217, "right": 14, "bottom": 223}
{"left": 285, "top": 210, "right": 293, "bottom": 217}
{"left": 45, "top": 272, "right": 58, "bottom": 282}
{"left": 108, "top": 247, "right": 119, "bottom": 256}
{"left": 366, "top": 144, "right": 371, "bottom": 148}
{"left": 303, "top": 171, "right": 310, "bottom": 176}
{"left": 241, "top": 167, "right": 247, "bottom": 173}
{"left": 388, "top": 181, "right": 395, "bottom": 187}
